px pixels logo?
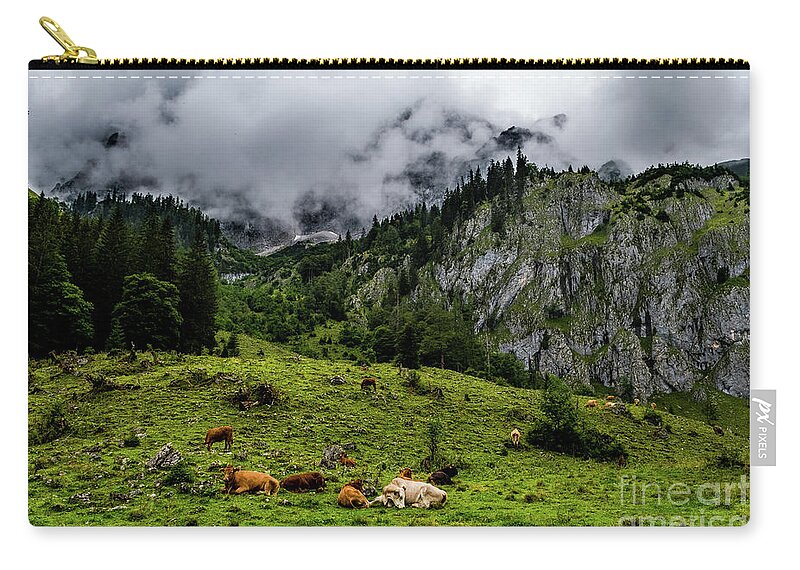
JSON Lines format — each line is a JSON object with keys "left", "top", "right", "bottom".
{"left": 751, "top": 390, "right": 776, "bottom": 466}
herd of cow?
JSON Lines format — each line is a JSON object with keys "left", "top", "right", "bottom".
{"left": 205, "top": 425, "right": 454, "bottom": 509}
{"left": 202, "top": 394, "right": 675, "bottom": 510}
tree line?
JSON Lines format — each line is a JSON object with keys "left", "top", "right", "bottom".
{"left": 28, "top": 191, "right": 219, "bottom": 356}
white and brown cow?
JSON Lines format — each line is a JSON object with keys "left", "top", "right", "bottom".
{"left": 371, "top": 478, "right": 447, "bottom": 509}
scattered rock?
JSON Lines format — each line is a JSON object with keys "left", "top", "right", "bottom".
{"left": 610, "top": 402, "right": 632, "bottom": 417}
{"left": 146, "top": 443, "right": 182, "bottom": 470}
{"left": 320, "top": 444, "right": 346, "bottom": 469}
{"left": 652, "top": 427, "right": 670, "bottom": 441}
{"left": 69, "top": 492, "right": 91, "bottom": 504}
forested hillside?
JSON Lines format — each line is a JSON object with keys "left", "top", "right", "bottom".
{"left": 29, "top": 152, "right": 749, "bottom": 401}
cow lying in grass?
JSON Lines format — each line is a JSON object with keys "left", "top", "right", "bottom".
{"left": 221, "top": 465, "right": 279, "bottom": 495}
{"left": 428, "top": 465, "right": 458, "bottom": 486}
{"left": 205, "top": 426, "right": 233, "bottom": 451}
{"left": 371, "top": 478, "right": 447, "bottom": 509}
{"left": 398, "top": 467, "right": 414, "bottom": 480}
{"left": 339, "top": 454, "right": 356, "bottom": 469}
{"left": 337, "top": 480, "right": 370, "bottom": 509}
{"left": 280, "top": 472, "right": 326, "bottom": 493}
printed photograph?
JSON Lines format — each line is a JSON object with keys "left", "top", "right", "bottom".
{"left": 28, "top": 69, "right": 749, "bottom": 526}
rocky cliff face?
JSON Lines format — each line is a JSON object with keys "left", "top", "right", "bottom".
{"left": 430, "top": 171, "right": 749, "bottom": 398}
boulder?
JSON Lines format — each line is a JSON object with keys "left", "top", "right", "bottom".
{"left": 320, "top": 444, "right": 346, "bottom": 469}
{"left": 146, "top": 443, "right": 182, "bottom": 470}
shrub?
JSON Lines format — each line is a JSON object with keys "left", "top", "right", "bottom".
{"left": 713, "top": 446, "right": 747, "bottom": 469}
{"left": 406, "top": 370, "right": 421, "bottom": 391}
{"left": 703, "top": 395, "right": 720, "bottom": 423}
{"left": 642, "top": 409, "right": 663, "bottom": 426}
{"left": 253, "top": 383, "right": 281, "bottom": 406}
{"left": 30, "top": 400, "right": 69, "bottom": 445}
{"left": 526, "top": 377, "right": 626, "bottom": 462}
{"left": 163, "top": 462, "right": 195, "bottom": 486}
{"left": 425, "top": 417, "right": 445, "bottom": 468}
{"left": 122, "top": 432, "right": 141, "bottom": 448}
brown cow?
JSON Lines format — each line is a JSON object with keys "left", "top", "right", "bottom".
{"left": 221, "top": 465, "right": 279, "bottom": 495}
{"left": 205, "top": 426, "right": 233, "bottom": 451}
{"left": 651, "top": 402, "right": 657, "bottom": 410}
{"left": 339, "top": 455, "right": 356, "bottom": 469}
{"left": 361, "top": 377, "right": 377, "bottom": 392}
{"left": 585, "top": 399, "right": 599, "bottom": 408}
{"left": 712, "top": 425, "right": 725, "bottom": 436}
{"left": 605, "top": 395, "right": 616, "bottom": 402}
{"left": 280, "top": 471, "right": 326, "bottom": 493}
{"left": 510, "top": 428, "right": 521, "bottom": 447}
{"left": 337, "top": 480, "right": 370, "bottom": 509}
{"left": 398, "top": 467, "right": 414, "bottom": 480}
{"left": 633, "top": 398, "right": 640, "bottom": 406}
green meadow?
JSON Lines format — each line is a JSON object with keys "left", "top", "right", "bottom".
{"left": 28, "top": 335, "right": 749, "bottom": 527}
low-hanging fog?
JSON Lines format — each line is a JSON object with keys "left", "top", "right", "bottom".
{"left": 28, "top": 70, "right": 748, "bottom": 238}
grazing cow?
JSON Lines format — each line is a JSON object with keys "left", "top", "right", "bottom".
{"left": 633, "top": 398, "right": 640, "bottom": 406}
{"left": 280, "top": 472, "right": 326, "bottom": 493}
{"left": 651, "top": 403, "right": 657, "bottom": 410}
{"left": 339, "top": 455, "right": 357, "bottom": 469}
{"left": 338, "top": 480, "right": 370, "bottom": 509}
{"left": 605, "top": 395, "right": 616, "bottom": 401}
{"left": 372, "top": 478, "right": 447, "bottom": 509}
{"left": 585, "top": 399, "right": 599, "bottom": 408}
{"left": 428, "top": 465, "right": 458, "bottom": 486}
{"left": 361, "top": 377, "right": 377, "bottom": 392}
{"left": 221, "top": 465, "right": 279, "bottom": 495}
{"left": 510, "top": 428, "right": 521, "bottom": 447}
{"left": 398, "top": 467, "right": 414, "bottom": 480}
{"left": 205, "top": 426, "right": 233, "bottom": 451}
{"left": 713, "top": 425, "right": 725, "bottom": 436}
{"left": 603, "top": 401, "right": 616, "bottom": 409}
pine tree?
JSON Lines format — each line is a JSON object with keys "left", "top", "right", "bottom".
{"left": 397, "top": 320, "right": 420, "bottom": 369}
{"left": 178, "top": 231, "right": 219, "bottom": 354}
{"left": 515, "top": 147, "right": 528, "bottom": 210}
{"left": 156, "top": 217, "right": 178, "bottom": 283}
{"left": 412, "top": 227, "right": 429, "bottom": 269}
{"left": 344, "top": 229, "right": 353, "bottom": 258}
{"left": 398, "top": 267, "right": 411, "bottom": 296}
{"left": 90, "top": 207, "right": 132, "bottom": 347}
{"left": 110, "top": 273, "right": 182, "bottom": 350}
{"left": 29, "top": 193, "right": 93, "bottom": 355}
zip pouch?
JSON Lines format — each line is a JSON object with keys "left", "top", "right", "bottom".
{"left": 28, "top": 17, "right": 750, "bottom": 527}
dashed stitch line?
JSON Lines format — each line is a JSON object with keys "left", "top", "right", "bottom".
{"left": 30, "top": 74, "right": 749, "bottom": 80}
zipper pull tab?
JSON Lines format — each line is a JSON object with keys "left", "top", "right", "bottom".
{"left": 39, "top": 16, "right": 98, "bottom": 64}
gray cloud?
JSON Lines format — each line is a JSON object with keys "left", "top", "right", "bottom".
{"left": 28, "top": 72, "right": 748, "bottom": 236}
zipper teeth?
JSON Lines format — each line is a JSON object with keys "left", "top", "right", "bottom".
{"left": 31, "top": 57, "right": 749, "bottom": 69}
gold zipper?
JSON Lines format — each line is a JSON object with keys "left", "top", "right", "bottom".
{"left": 39, "top": 17, "right": 98, "bottom": 65}
{"left": 35, "top": 16, "right": 748, "bottom": 69}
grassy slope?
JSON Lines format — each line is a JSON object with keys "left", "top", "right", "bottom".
{"left": 28, "top": 336, "right": 749, "bottom": 527}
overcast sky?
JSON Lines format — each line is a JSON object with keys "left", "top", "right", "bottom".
{"left": 28, "top": 70, "right": 749, "bottom": 231}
